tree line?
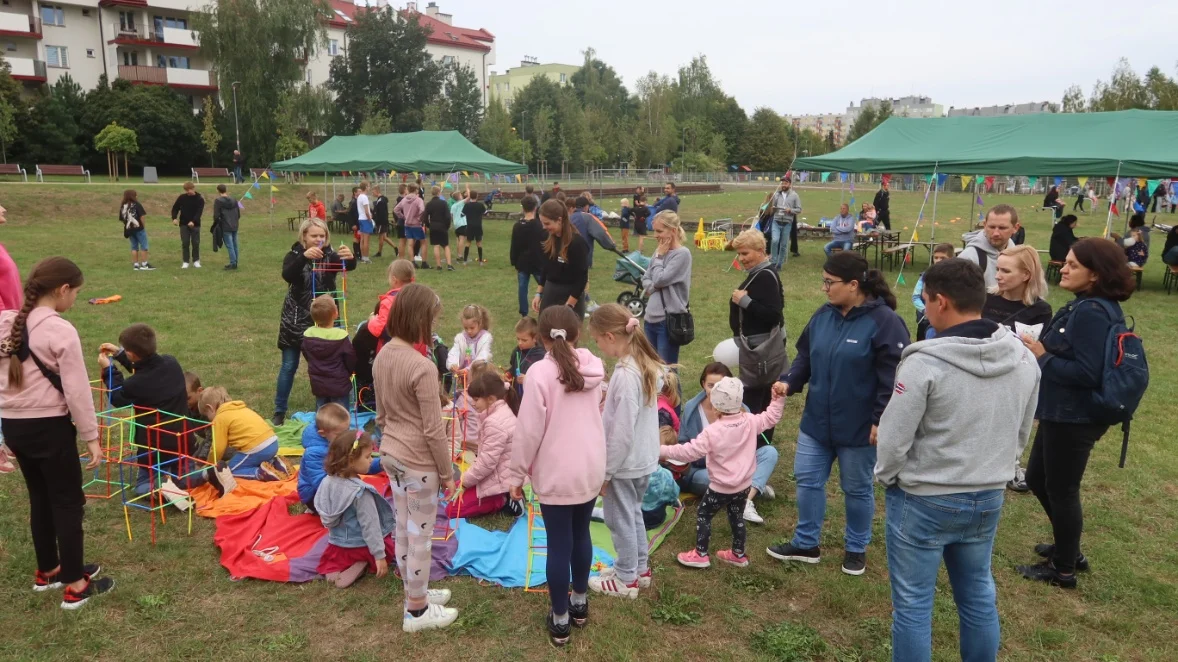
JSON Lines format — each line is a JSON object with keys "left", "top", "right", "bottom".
{"left": 1061, "top": 58, "right": 1178, "bottom": 113}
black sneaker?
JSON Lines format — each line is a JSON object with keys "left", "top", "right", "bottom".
{"left": 501, "top": 498, "right": 524, "bottom": 517}
{"left": 34, "top": 563, "right": 101, "bottom": 592}
{"left": 61, "top": 576, "right": 115, "bottom": 610}
{"left": 447, "top": 265, "right": 455, "bottom": 272}
{"left": 139, "top": 263, "right": 156, "bottom": 271}
{"left": 547, "top": 611, "right": 571, "bottom": 647}
{"left": 1017, "top": 561, "right": 1077, "bottom": 589}
{"left": 1034, "top": 543, "right": 1090, "bottom": 572}
{"left": 841, "top": 551, "right": 866, "bottom": 576}
{"left": 766, "top": 543, "right": 821, "bottom": 564}
{"left": 271, "top": 412, "right": 285, "bottom": 428}
{"left": 1008, "top": 466, "right": 1030, "bottom": 493}
{"left": 569, "top": 599, "right": 589, "bottom": 628}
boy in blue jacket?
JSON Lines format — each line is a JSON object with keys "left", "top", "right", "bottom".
{"left": 298, "top": 403, "right": 381, "bottom": 513}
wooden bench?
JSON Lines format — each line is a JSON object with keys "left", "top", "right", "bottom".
{"left": 1164, "top": 265, "right": 1178, "bottom": 295}
{"left": 35, "top": 164, "right": 90, "bottom": 183}
{"left": 882, "top": 243, "right": 914, "bottom": 270}
{"left": 249, "top": 168, "right": 271, "bottom": 183}
{"left": 0, "top": 164, "right": 27, "bottom": 182}
{"left": 484, "top": 210, "right": 518, "bottom": 221}
{"left": 1128, "top": 264, "right": 1144, "bottom": 290}
{"left": 191, "top": 167, "right": 232, "bottom": 183}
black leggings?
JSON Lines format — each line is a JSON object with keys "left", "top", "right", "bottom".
{"left": 789, "top": 217, "right": 799, "bottom": 254}
{"left": 539, "top": 499, "right": 594, "bottom": 616}
{"left": 1073, "top": 196, "right": 1086, "bottom": 211}
{"left": 1024, "top": 420, "right": 1108, "bottom": 573}
{"left": 1, "top": 416, "right": 87, "bottom": 584}
{"left": 696, "top": 488, "right": 747, "bottom": 556}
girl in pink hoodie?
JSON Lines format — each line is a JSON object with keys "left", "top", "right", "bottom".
{"left": 660, "top": 377, "right": 786, "bottom": 570}
{"left": 446, "top": 372, "right": 521, "bottom": 519}
{"left": 509, "top": 305, "right": 606, "bottom": 647}
{"left": 0, "top": 257, "right": 114, "bottom": 609}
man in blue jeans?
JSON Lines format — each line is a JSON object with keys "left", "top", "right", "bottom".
{"left": 876, "top": 258, "right": 1040, "bottom": 662}
{"left": 769, "top": 177, "right": 802, "bottom": 269}
{"left": 509, "top": 195, "right": 545, "bottom": 316}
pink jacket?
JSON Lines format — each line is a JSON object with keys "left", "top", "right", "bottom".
{"left": 462, "top": 399, "right": 515, "bottom": 497}
{"left": 660, "top": 395, "right": 784, "bottom": 494}
{"left": 0, "top": 243, "right": 20, "bottom": 311}
{"left": 510, "top": 348, "right": 606, "bottom": 505}
{"left": 0, "top": 307, "right": 99, "bottom": 440}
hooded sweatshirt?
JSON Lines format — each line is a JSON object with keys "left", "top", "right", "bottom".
{"left": 601, "top": 356, "right": 661, "bottom": 482}
{"left": 212, "top": 195, "right": 241, "bottom": 233}
{"left": 301, "top": 326, "right": 357, "bottom": 398}
{"left": 510, "top": 348, "right": 607, "bottom": 505}
{"left": 461, "top": 399, "right": 516, "bottom": 497}
{"left": 661, "top": 395, "right": 784, "bottom": 494}
{"left": 297, "top": 426, "right": 381, "bottom": 505}
{"left": 959, "top": 231, "right": 1014, "bottom": 288}
{"left": 210, "top": 401, "right": 276, "bottom": 461}
{"left": 315, "top": 475, "right": 396, "bottom": 555}
{"left": 875, "top": 320, "right": 1041, "bottom": 496}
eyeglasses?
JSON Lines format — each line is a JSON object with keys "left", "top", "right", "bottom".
{"left": 821, "top": 278, "right": 846, "bottom": 289}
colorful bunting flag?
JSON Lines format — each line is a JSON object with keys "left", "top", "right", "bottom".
{"left": 270, "top": 197, "right": 277, "bottom": 204}
{"left": 237, "top": 200, "right": 244, "bottom": 210}
{"left": 1138, "top": 178, "right": 1147, "bottom": 188}
{"left": 261, "top": 171, "right": 270, "bottom": 180}
{"left": 462, "top": 171, "right": 469, "bottom": 177}
{"left": 484, "top": 172, "right": 491, "bottom": 180}
{"left": 1027, "top": 176, "right": 1039, "bottom": 188}
{"left": 1105, "top": 177, "right": 1116, "bottom": 187}
{"left": 731, "top": 257, "right": 742, "bottom": 271}
{"left": 976, "top": 195, "right": 984, "bottom": 206}
{"left": 923, "top": 174, "right": 933, "bottom": 185}
{"left": 1053, "top": 176, "right": 1063, "bottom": 186}
{"left": 912, "top": 230, "right": 919, "bottom": 242}
{"left": 1077, "top": 176, "right": 1088, "bottom": 187}
{"left": 897, "top": 273, "right": 906, "bottom": 286}
{"left": 444, "top": 182, "right": 453, "bottom": 189}
{"left": 253, "top": 182, "right": 260, "bottom": 189}
{"left": 1147, "top": 179, "right": 1160, "bottom": 195}
{"left": 937, "top": 173, "right": 948, "bottom": 186}
{"left": 960, "top": 176, "right": 971, "bottom": 190}
{"left": 243, "top": 191, "right": 253, "bottom": 199}
{"left": 881, "top": 174, "right": 892, "bottom": 186}
{"left": 1110, "top": 200, "right": 1120, "bottom": 216}
{"left": 839, "top": 172, "right": 847, "bottom": 183}
{"left": 270, "top": 185, "right": 279, "bottom": 193}
{"left": 820, "top": 172, "right": 831, "bottom": 183}
{"left": 984, "top": 176, "right": 995, "bottom": 193}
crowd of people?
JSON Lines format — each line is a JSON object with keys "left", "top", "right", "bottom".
{"left": 0, "top": 180, "right": 1149, "bottom": 659}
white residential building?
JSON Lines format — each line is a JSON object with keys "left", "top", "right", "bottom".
{"left": 788, "top": 113, "right": 846, "bottom": 145}
{"left": 845, "top": 95, "right": 944, "bottom": 124}
{"left": 947, "top": 101, "right": 1055, "bottom": 117}
{"left": 405, "top": 1, "right": 494, "bottom": 107}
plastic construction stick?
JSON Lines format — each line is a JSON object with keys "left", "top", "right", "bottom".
{"left": 523, "top": 497, "right": 549, "bottom": 593}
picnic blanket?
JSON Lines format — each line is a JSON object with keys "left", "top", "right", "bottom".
{"left": 191, "top": 476, "right": 299, "bottom": 518}
{"left": 212, "top": 473, "right": 456, "bottom": 583}
{"left": 275, "top": 411, "right": 378, "bottom": 457}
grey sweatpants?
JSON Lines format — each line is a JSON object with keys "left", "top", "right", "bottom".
{"left": 603, "top": 475, "right": 650, "bottom": 584}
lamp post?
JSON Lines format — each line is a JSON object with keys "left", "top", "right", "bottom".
{"left": 231, "top": 81, "right": 241, "bottom": 152}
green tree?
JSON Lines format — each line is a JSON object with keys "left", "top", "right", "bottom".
{"left": 846, "top": 106, "right": 878, "bottom": 143}
{"left": 422, "top": 100, "right": 444, "bottom": 131}
{"left": 1144, "top": 66, "right": 1178, "bottom": 110}
{"left": 22, "top": 94, "right": 80, "bottom": 164}
{"left": 274, "top": 133, "right": 309, "bottom": 160}
{"left": 476, "top": 98, "right": 517, "bottom": 160}
{"left": 328, "top": 6, "right": 441, "bottom": 132}
{"left": 193, "top": 0, "right": 326, "bottom": 162}
{"left": 79, "top": 79, "right": 202, "bottom": 174}
{"left": 0, "top": 97, "right": 16, "bottom": 164}
{"left": 510, "top": 76, "right": 563, "bottom": 165}
{"left": 274, "top": 84, "right": 339, "bottom": 148}
{"left": 359, "top": 102, "right": 392, "bottom": 135}
{"left": 742, "top": 107, "right": 790, "bottom": 171}
{"left": 1061, "top": 85, "right": 1086, "bottom": 112}
{"left": 94, "top": 122, "right": 138, "bottom": 180}
{"left": 200, "top": 95, "right": 222, "bottom": 166}
{"left": 634, "top": 72, "right": 677, "bottom": 167}
{"left": 1089, "top": 58, "right": 1150, "bottom": 111}
{"left": 441, "top": 62, "right": 483, "bottom": 138}
{"left": 0, "top": 60, "right": 23, "bottom": 163}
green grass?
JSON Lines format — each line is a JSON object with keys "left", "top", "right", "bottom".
{"left": 0, "top": 182, "right": 1176, "bottom": 661}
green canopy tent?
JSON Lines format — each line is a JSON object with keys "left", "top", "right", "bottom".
{"left": 270, "top": 130, "right": 527, "bottom": 174}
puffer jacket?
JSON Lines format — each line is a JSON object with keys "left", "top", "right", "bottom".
{"left": 277, "top": 242, "right": 357, "bottom": 350}
{"left": 461, "top": 399, "right": 516, "bottom": 497}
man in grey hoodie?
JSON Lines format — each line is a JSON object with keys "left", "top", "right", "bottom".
{"left": 960, "top": 204, "right": 1020, "bottom": 288}
{"left": 876, "top": 258, "right": 1040, "bottom": 662}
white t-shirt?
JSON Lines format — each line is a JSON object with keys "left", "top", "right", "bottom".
{"left": 357, "top": 193, "right": 371, "bottom": 221}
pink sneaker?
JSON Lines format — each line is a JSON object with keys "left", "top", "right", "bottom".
{"left": 676, "top": 550, "right": 711, "bottom": 569}
{"left": 717, "top": 549, "right": 750, "bottom": 567}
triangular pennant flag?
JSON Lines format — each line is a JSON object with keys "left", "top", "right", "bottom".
{"left": 1137, "top": 178, "right": 1147, "bottom": 188}
{"left": 731, "top": 257, "right": 742, "bottom": 271}
{"left": 849, "top": 196, "right": 855, "bottom": 206}
{"left": 1053, "top": 176, "right": 1063, "bottom": 186}
{"left": 1110, "top": 201, "right": 1120, "bottom": 216}
{"left": 912, "top": 229, "right": 919, "bottom": 242}
{"left": 271, "top": 197, "right": 277, "bottom": 204}
{"left": 484, "top": 172, "right": 491, "bottom": 180}
{"left": 462, "top": 171, "right": 469, "bottom": 177}
{"left": 923, "top": 174, "right": 933, "bottom": 185}
{"left": 839, "top": 172, "right": 848, "bottom": 182}
{"left": 270, "top": 185, "right": 279, "bottom": 193}
{"left": 881, "top": 174, "right": 892, "bottom": 186}
{"left": 897, "top": 273, "right": 906, "bottom": 286}
{"left": 984, "top": 176, "right": 995, "bottom": 192}
{"left": 1147, "top": 179, "right": 1161, "bottom": 195}
{"left": 936, "top": 173, "right": 948, "bottom": 186}
{"left": 1105, "top": 177, "right": 1116, "bottom": 187}
{"left": 252, "top": 182, "right": 260, "bottom": 189}
{"left": 443, "top": 182, "right": 453, "bottom": 189}
{"left": 820, "top": 172, "right": 831, "bottom": 183}
{"left": 243, "top": 191, "right": 253, "bottom": 199}
{"left": 237, "top": 200, "right": 244, "bottom": 209}
{"left": 260, "top": 171, "right": 270, "bottom": 180}
{"left": 1077, "top": 176, "right": 1088, "bottom": 187}
{"left": 975, "top": 174, "right": 984, "bottom": 185}
{"left": 1027, "top": 176, "right": 1039, "bottom": 188}
{"left": 976, "top": 195, "right": 984, "bottom": 206}
{"left": 390, "top": 170, "right": 396, "bottom": 176}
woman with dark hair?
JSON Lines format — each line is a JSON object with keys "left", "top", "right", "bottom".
{"left": 767, "top": 251, "right": 909, "bottom": 577}
{"left": 676, "top": 362, "right": 780, "bottom": 524}
{"left": 1049, "top": 215, "right": 1079, "bottom": 262}
{"left": 532, "top": 199, "right": 590, "bottom": 318}
{"left": 1017, "top": 238, "right": 1135, "bottom": 589}
{"left": 1043, "top": 185, "right": 1064, "bottom": 219}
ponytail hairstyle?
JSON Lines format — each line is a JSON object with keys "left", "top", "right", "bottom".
{"left": 325, "top": 429, "right": 375, "bottom": 479}
{"left": 466, "top": 369, "right": 520, "bottom": 415}
{"left": 538, "top": 305, "right": 584, "bottom": 393}
{"left": 540, "top": 199, "right": 574, "bottom": 261}
{"left": 660, "top": 369, "right": 681, "bottom": 409}
{"left": 459, "top": 303, "right": 492, "bottom": 334}
{"left": 3, "top": 257, "right": 84, "bottom": 389}
{"left": 652, "top": 211, "right": 687, "bottom": 244}
{"left": 588, "top": 303, "right": 662, "bottom": 406}
{"left": 822, "top": 251, "right": 898, "bottom": 310}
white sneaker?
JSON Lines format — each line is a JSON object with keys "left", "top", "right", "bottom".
{"left": 597, "top": 566, "right": 652, "bottom": 588}
{"left": 743, "top": 499, "right": 765, "bottom": 525}
{"left": 587, "top": 574, "right": 639, "bottom": 599}
{"left": 133, "top": 263, "right": 141, "bottom": 271}
{"left": 402, "top": 603, "right": 458, "bottom": 632}
{"left": 181, "top": 262, "right": 190, "bottom": 269}
{"left": 426, "top": 588, "right": 451, "bottom": 606}
{"left": 193, "top": 261, "right": 201, "bottom": 268}
{"left": 762, "top": 485, "right": 776, "bottom": 500}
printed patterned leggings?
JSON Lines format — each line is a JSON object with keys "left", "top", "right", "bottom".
{"left": 382, "top": 455, "right": 440, "bottom": 604}
{"left": 696, "top": 488, "right": 748, "bottom": 557}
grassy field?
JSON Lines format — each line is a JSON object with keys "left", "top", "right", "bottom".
{"left": 0, "top": 182, "right": 1175, "bottom": 661}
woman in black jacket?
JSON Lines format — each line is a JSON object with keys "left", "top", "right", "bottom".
{"left": 272, "top": 218, "right": 356, "bottom": 426}
{"left": 728, "top": 228, "right": 784, "bottom": 441}
{"left": 532, "top": 199, "right": 590, "bottom": 318}
{"left": 1049, "top": 215, "right": 1079, "bottom": 262}
{"left": 1043, "top": 185, "right": 1064, "bottom": 219}
{"left": 1018, "top": 238, "right": 1135, "bottom": 589}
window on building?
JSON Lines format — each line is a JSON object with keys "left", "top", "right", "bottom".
{"left": 41, "top": 5, "right": 64, "bottom": 27}
{"left": 45, "top": 45, "right": 68, "bottom": 68}
{"left": 122, "top": 51, "right": 138, "bottom": 66}
{"left": 559, "top": 73, "right": 566, "bottom": 83}
{"left": 86, "top": 48, "right": 94, "bottom": 58}
{"left": 4, "top": 43, "right": 14, "bottom": 52}
{"left": 441, "top": 55, "right": 455, "bottom": 65}
{"left": 328, "top": 39, "right": 339, "bottom": 56}
{"left": 157, "top": 55, "right": 190, "bottom": 69}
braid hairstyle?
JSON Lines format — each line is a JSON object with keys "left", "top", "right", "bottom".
{"left": 3, "top": 257, "right": 84, "bottom": 389}
{"left": 588, "top": 303, "right": 663, "bottom": 406}
{"left": 538, "top": 305, "right": 584, "bottom": 393}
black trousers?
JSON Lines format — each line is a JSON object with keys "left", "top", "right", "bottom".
{"left": 539, "top": 499, "right": 594, "bottom": 617}
{"left": 1073, "top": 196, "right": 1086, "bottom": 211}
{"left": 696, "top": 488, "right": 747, "bottom": 556}
{"left": 1024, "top": 420, "right": 1108, "bottom": 573}
{"left": 789, "top": 217, "right": 799, "bottom": 254}
{"left": 179, "top": 224, "right": 201, "bottom": 262}
{"left": 878, "top": 210, "right": 891, "bottom": 231}
{"left": 1, "top": 416, "right": 87, "bottom": 583}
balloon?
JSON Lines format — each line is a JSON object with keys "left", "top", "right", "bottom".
{"left": 713, "top": 338, "right": 740, "bottom": 369}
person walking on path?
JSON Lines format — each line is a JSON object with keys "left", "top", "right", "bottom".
{"left": 768, "top": 177, "right": 802, "bottom": 269}
{"left": 873, "top": 179, "right": 891, "bottom": 231}
{"left": 876, "top": 257, "right": 1040, "bottom": 662}
{"left": 232, "top": 150, "right": 245, "bottom": 184}
{"left": 641, "top": 211, "right": 692, "bottom": 365}
{"left": 212, "top": 184, "right": 241, "bottom": 270}
{"left": 171, "top": 182, "right": 205, "bottom": 269}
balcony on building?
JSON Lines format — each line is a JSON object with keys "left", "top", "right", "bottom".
{"left": 0, "top": 11, "right": 41, "bottom": 39}
{"left": 109, "top": 22, "right": 199, "bottom": 49}
{"left": 7, "top": 56, "right": 46, "bottom": 82}
{"left": 117, "top": 64, "right": 216, "bottom": 91}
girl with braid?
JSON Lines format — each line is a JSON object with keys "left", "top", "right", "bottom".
{"left": 0, "top": 257, "right": 115, "bottom": 609}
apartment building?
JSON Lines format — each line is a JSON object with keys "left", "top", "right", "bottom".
{"left": 489, "top": 57, "right": 578, "bottom": 109}
{"left": 788, "top": 113, "right": 845, "bottom": 146}
{"left": 947, "top": 101, "right": 1055, "bottom": 117}
{"left": 1, "top": 0, "right": 494, "bottom": 110}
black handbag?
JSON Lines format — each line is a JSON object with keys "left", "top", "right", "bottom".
{"left": 736, "top": 270, "right": 788, "bottom": 387}
{"left": 658, "top": 289, "right": 694, "bottom": 346}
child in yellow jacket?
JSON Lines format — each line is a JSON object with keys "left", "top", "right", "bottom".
{"left": 198, "top": 387, "right": 291, "bottom": 481}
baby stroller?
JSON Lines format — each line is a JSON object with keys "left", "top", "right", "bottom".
{"left": 612, "top": 249, "right": 650, "bottom": 317}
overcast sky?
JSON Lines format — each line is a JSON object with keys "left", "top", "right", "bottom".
{"left": 438, "top": 0, "right": 1178, "bottom": 115}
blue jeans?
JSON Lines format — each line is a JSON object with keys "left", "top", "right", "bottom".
{"left": 129, "top": 229, "right": 149, "bottom": 252}
{"left": 886, "top": 487, "right": 1004, "bottom": 662}
{"left": 1164, "top": 246, "right": 1178, "bottom": 266}
{"left": 791, "top": 430, "right": 876, "bottom": 552}
{"left": 680, "top": 445, "right": 779, "bottom": 497}
{"left": 643, "top": 319, "right": 681, "bottom": 365}
{"left": 227, "top": 439, "right": 278, "bottom": 478}
{"left": 517, "top": 271, "right": 541, "bottom": 317}
{"left": 315, "top": 395, "right": 351, "bottom": 411}
{"left": 223, "top": 231, "right": 239, "bottom": 266}
{"left": 274, "top": 347, "right": 301, "bottom": 415}
{"left": 824, "top": 239, "right": 853, "bottom": 256}
{"left": 770, "top": 220, "right": 792, "bottom": 268}
{"left": 234, "top": 166, "right": 242, "bottom": 183}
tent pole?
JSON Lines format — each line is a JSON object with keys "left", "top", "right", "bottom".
{"left": 1104, "top": 162, "right": 1121, "bottom": 239}
{"left": 893, "top": 163, "right": 938, "bottom": 290}
{"left": 323, "top": 172, "right": 328, "bottom": 215}
{"left": 931, "top": 173, "right": 940, "bottom": 241}
{"left": 839, "top": 175, "right": 845, "bottom": 207}
{"left": 968, "top": 175, "right": 976, "bottom": 224}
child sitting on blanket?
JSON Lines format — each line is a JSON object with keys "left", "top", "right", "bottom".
{"left": 446, "top": 372, "right": 523, "bottom": 520}
{"left": 198, "top": 386, "right": 291, "bottom": 483}
{"left": 446, "top": 360, "right": 493, "bottom": 451}
{"left": 314, "top": 430, "right": 405, "bottom": 590}
{"left": 660, "top": 377, "right": 786, "bottom": 570}
{"left": 298, "top": 403, "right": 381, "bottom": 513}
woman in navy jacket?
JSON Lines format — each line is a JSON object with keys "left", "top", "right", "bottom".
{"left": 1017, "top": 238, "right": 1135, "bottom": 589}
{"left": 767, "top": 251, "right": 909, "bottom": 577}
